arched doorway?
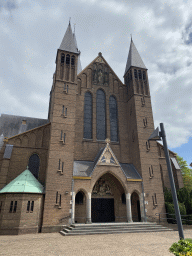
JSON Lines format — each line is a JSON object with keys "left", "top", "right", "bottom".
{"left": 131, "top": 192, "right": 141, "bottom": 222}
{"left": 75, "top": 191, "right": 86, "bottom": 223}
{"left": 91, "top": 172, "right": 126, "bottom": 223}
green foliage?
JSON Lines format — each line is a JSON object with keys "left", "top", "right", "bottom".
{"left": 176, "top": 154, "right": 192, "bottom": 191}
{"left": 165, "top": 202, "right": 186, "bottom": 224}
{"left": 164, "top": 187, "right": 173, "bottom": 203}
{"left": 176, "top": 154, "right": 192, "bottom": 177}
{"left": 163, "top": 154, "right": 192, "bottom": 224}
{"left": 178, "top": 188, "right": 192, "bottom": 215}
{"left": 169, "top": 239, "right": 192, "bottom": 256}
{"left": 183, "top": 176, "right": 192, "bottom": 192}
{"left": 177, "top": 187, "right": 189, "bottom": 204}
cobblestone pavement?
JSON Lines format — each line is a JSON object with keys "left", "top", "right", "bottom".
{"left": 0, "top": 230, "right": 192, "bottom": 256}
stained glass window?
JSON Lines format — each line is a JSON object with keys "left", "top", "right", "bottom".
{"left": 96, "top": 89, "right": 106, "bottom": 140}
{"left": 109, "top": 96, "right": 118, "bottom": 142}
{"left": 83, "top": 92, "right": 92, "bottom": 139}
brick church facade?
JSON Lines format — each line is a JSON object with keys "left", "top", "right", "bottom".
{"left": 0, "top": 22, "right": 183, "bottom": 235}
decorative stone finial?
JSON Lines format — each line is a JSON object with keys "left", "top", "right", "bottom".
{"left": 105, "top": 138, "right": 110, "bottom": 144}
{"left": 98, "top": 52, "right": 102, "bottom": 57}
{"left": 26, "top": 166, "right": 29, "bottom": 170}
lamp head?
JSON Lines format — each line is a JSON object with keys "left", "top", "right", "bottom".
{"left": 148, "top": 127, "right": 161, "bottom": 141}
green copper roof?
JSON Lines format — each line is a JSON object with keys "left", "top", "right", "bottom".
{"left": 0, "top": 168, "right": 44, "bottom": 194}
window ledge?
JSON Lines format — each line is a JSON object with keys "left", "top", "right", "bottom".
{"left": 83, "top": 138, "right": 93, "bottom": 142}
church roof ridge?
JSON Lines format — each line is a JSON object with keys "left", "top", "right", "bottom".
{"left": 4, "top": 122, "right": 50, "bottom": 141}
{"left": 59, "top": 22, "right": 80, "bottom": 54}
{"left": 124, "top": 39, "right": 147, "bottom": 76}
{"left": 0, "top": 168, "right": 44, "bottom": 194}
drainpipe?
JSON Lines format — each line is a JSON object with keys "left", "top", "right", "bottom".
{"left": 141, "top": 181, "right": 147, "bottom": 222}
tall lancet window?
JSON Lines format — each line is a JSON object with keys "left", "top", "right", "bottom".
{"left": 60, "top": 54, "right": 65, "bottom": 79}
{"left": 71, "top": 55, "right": 75, "bottom": 82}
{"left": 66, "top": 54, "right": 70, "bottom": 65}
{"left": 71, "top": 56, "right": 75, "bottom": 66}
{"left": 109, "top": 96, "right": 118, "bottom": 142}
{"left": 28, "top": 154, "right": 40, "bottom": 179}
{"left": 96, "top": 89, "right": 106, "bottom": 140}
{"left": 83, "top": 92, "right": 92, "bottom": 139}
{"left": 61, "top": 54, "right": 65, "bottom": 64}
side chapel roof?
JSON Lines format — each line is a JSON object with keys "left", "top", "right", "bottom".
{"left": 0, "top": 167, "right": 44, "bottom": 194}
{"left": 0, "top": 114, "right": 48, "bottom": 140}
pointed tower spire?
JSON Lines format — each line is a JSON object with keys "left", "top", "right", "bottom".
{"left": 59, "top": 21, "right": 79, "bottom": 54}
{"left": 124, "top": 39, "right": 146, "bottom": 76}
{"left": 73, "top": 31, "right": 82, "bottom": 74}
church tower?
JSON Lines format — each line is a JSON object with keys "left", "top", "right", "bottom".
{"left": 124, "top": 38, "right": 166, "bottom": 217}
{"left": 42, "top": 21, "right": 82, "bottom": 232}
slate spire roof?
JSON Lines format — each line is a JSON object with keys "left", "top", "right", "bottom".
{"left": 124, "top": 38, "right": 147, "bottom": 76}
{"left": 59, "top": 21, "right": 80, "bottom": 54}
{"left": 59, "top": 21, "right": 82, "bottom": 74}
{"left": 0, "top": 167, "right": 44, "bottom": 194}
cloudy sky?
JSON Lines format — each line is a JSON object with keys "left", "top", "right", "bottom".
{"left": 0, "top": 0, "right": 192, "bottom": 166}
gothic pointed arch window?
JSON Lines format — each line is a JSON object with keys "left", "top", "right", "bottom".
{"left": 134, "top": 69, "right": 138, "bottom": 79}
{"left": 71, "top": 56, "right": 75, "bottom": 82}
{"left": 60, "top": 54, "right": 65, "bottom": 79}
{"left": 71, "top": 56, "right": 75, "bottom": 66}
{"left": 61, "top": 54, "right": 65, "bottom": 65}
{"left": 28, "top": 154, "right": 40, "bottom": 179}
{"left": 83, "top": 91, "right": 92, "bottom": 139}
{"left": 75, "top": 191, "right": 84, "bottom": 204}
{"left": 96, "top": 89, "right": 106, "bottom": 140}
{"left": 109, "top": 95, "right": 118, "bottom": 142}
{"left": 66, "top": 54, "right": 70, "bottom": 65}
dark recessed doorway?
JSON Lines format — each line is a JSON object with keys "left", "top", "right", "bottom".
{"left": 91, "top": 198, "right": 115, "bottom": 223}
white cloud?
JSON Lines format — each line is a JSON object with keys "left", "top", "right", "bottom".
{"left": 0, "top": 0, "right": 192, "bottom": 150}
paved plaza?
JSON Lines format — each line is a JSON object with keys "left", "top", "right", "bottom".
{"left": 0, "top": 228, "right": 192, "bottom": 256}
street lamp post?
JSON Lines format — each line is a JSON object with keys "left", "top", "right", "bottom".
{"left": 148, "top": 123, "right": 184, "bottom": 240}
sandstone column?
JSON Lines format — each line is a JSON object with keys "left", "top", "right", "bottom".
{"left": 126, "top": 193, "right": 133, "bottom": 222}
{"left": 86, "top": 192, "right": 92, "bottom": 224}
{"left": 71, "top": 192, "right": 76, "bottom": 224}
{"left": 139, "top": 193, "right": 145, "bottom": 222}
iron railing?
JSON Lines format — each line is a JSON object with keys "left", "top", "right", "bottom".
{"left": 148, "top": 213, "right": 192, "bottom": 224}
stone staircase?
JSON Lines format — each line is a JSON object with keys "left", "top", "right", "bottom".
{"left": 59, "top": 222, "right": 173, "bottom": 236}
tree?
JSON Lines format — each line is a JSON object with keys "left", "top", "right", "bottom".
{"left": 175, "top": 154, "right": 192, "bottom": 190}
{"left": 175, "top": 154, "right": 192, "bottom": 177}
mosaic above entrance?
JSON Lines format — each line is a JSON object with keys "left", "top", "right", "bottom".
{"left": 92, "top": 177, "right": 113, "bottom": 196}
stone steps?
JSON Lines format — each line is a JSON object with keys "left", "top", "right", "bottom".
{"left": 60, "top": 222, "right": 173, "bottom": 236}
